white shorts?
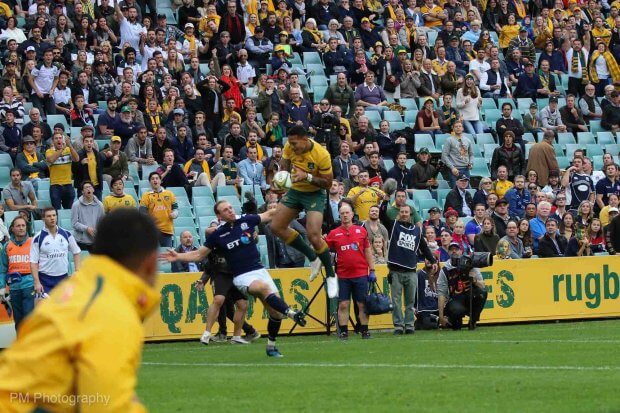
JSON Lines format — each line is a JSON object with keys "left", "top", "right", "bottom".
{"left": 233, "top": 268, "right": 278, "bottom": 296}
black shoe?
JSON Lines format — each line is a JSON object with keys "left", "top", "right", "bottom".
{"left": 394, "top": 329, "right": 404, "bottom": 335}
{"left": 292, "top": 311, "right": 307, "bottom": 327}
{"left": 361, "top": 331, "right": 371, "bottom": 339}
{"left": 339, "top": 332, "right": 348, "bottom": 341}
{"left": 405, "top": 329, "right": 415, "bottom": 335}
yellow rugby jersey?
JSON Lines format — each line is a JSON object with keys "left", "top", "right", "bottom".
{"left": 104, "top": 194, "right": 137, "bottom": 213}
{"left": 282, "top": 140, "right": 332, "bottom": 192}
{"left": 346, "top": 186, "right": 384, "bottom": 221}
{"left": 45, "top": 147, "right": 73, "bottom": 185}
{"left": 493, "top": 180, "right": 514, "bottom": 199}
{"left": 0, "top": 255, "right": 159, "bottom": 413}
{"left": 139, "top": 189, "right": 177, "bottom": 234}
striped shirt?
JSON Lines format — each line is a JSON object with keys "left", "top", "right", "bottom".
{"left": 30, "top": 227, "right": 81, "bottom": 276}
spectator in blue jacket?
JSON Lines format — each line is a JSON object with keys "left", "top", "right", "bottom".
{"left": 238, "top": 146, "right": 268, "bottom": 190}
{"left": 284, "top": 87, "right": 313, "bottom": 129}
{"left": 504, "top": 175, "right": 531, "bottom": 218}
{"left": 170, "top": 124, "right": 195, "bottom": 163}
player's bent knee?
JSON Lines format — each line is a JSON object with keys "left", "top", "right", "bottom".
{"left": 236, "top": 299, "right": 248, "bottom": 311}
{"left": 212, "top": 295, "right": 226, "bottom": 307}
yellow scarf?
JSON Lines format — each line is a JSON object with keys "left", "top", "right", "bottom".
{"left": 24, "top": 151, "right": 38, "bottom": 179}
{"left": 513, "top": 0, "right": 526, "bottom": 19}
{"left": 245, "top": 142, "right": 264, "bottom": 160}
{"left": 571, "top": 49, "right": 589, "bottom": 84}
{"left": 303, "top": 27, "right": 323, "bottom": 43}
{"left": 589, "top": 50, "right": 620, "bottom": 84}
{"left": 148, "top": 112, "right": 161, "bottom": 132}
{"left": 183, "top": 34, "right": 197, "bottom": 55}
{"left": 592, "top": 27, "right": 612, "bottom": 46}
{"left": 387, "top": 3, "right": 397, "bottom": 20}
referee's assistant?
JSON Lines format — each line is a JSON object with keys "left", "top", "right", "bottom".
{"left": 0, "top": 209, "right": 161, "bottom": 412}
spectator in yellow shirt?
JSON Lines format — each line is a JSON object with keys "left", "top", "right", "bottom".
{"left": 493, "top": 165, "right": 514, "bottom": 199}
{"left": 0, "top": 209, "right": 161, "bottom": 413}
{"left": 139, "top": 172, "right": 179, "bottom": 247}
{"left": 347, "top": 170, "right": 385, "bottom": 221}
{"left": 103, "top": 177, "right": 137, "bottom": 213}
{"left": 420, "top": 0, "right": 447, "bottom": 28}
{"left": 45, "top": 132, "right": 79, "bottom": 210}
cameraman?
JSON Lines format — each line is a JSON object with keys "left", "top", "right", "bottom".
{"left": 310, "top": 100, "right": 340, "bottom": 157}
{"left": 437, "top": 242, "right": 488, "bottom": 330}
{"left": 415, "top": 259, "right": 440, "bottom": 330}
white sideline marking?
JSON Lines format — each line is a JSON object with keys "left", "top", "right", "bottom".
{"left": 144, "top": 337, "right": 620, "bottom": 353}
{"left": 142, "top": 361, "right": 620, "bottom": 372}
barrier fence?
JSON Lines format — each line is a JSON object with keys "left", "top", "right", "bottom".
{"left": 0, "top": 256, "right": 618, "bottom": 344}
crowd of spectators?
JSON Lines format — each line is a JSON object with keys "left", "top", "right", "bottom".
{"left": 0, "top": 0, "right": 619, "bottom": 272}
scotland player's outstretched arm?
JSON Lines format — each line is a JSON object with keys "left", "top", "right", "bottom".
{"left": 161, "top": 246, "right": 211, "bottom": 263}
{"left": 258, "top": 208, "right": 278, "bottom": 224}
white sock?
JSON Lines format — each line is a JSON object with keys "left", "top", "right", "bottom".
{"left": 286, "top": 309, "right": 296, "bottom": 318}
{"left": 232, "top": 335, "right": 242, "bottom": 340}
{"left": 267, "top": 339, "right": 276, "bottom": 348}
{"left": 203, "top": 330, "right": 211, "bottom": 337}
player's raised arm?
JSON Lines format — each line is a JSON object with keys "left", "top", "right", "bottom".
{"left": 161, "top": 246, "right": 210, "bottom": 263}
{"left": 258, "top": 208, "right": 277, "bottom": 224}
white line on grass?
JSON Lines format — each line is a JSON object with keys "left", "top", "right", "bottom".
{"left": 144, "top": 337, "right": 620, "bottom": 353}
{"left": 141, "top": 361, "right": 620, "bottom": 372}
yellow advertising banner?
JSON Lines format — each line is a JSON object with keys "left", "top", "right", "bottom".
{"left": 144, "top": 256, "right": 620, "bottom": 341}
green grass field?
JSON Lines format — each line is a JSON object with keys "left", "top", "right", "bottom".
{"left": 138, "top": 320, "right": 620, "bottom": 412}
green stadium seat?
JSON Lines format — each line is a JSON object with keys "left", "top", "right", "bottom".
{"left": 557, "top": 133, "right": 576, "bottom": 146}
{"left": 412, "top": 189, "right": 432, "bottom": 202}
{"left": 399, "top": 98, "right": 417, "bottom": 110}
{"left": 364, "top": 111, "right": 382, "bottom": 125}
{"left": 556, "top": 156, "right": 570, "bottom": 169}
{"left": 312, "top": 86, "right": 327, "bottom": 103}
{"left": 564, "top": 144, "right": 581, "bottom": 158}
{"left": 589, "top": 120, "right": 603, "bottom": 134}
{"left": 484, "top": 109, "right": 502, "bottom": 124}
{"left": 586, "top": 144, "right": 604, "bottom": 156}
{"left": 217, "top": 185, "right": 239, "bottom": 198}
{"left": 383, "top": 159, "right": 394, "bottom": 171}
{"left": 141, "top": 164, "right": 159, "bottom": 180}
{"left": 0, "top": 153, "right": 13, "bottom": 168}
{"left": 384, "top": 111, "right": 402, "bottom": 122}
{"left": 470, "top": 158, "right": 490, "bottom": 177}
{"left": 414, "top": 134, "right": 435, "bottom": 152}
{"left": 597, "top": 132, "right": 616, "bottom": 146}
{"left": 476, "top": 133, "right": 495, "bottom": 145}
{"left": 435, "top": 134, "right": 450, "bottom": 150}
{"left": 303, "top": 52, "right": 322, "bottom": 65}
{"left": 577, "top": 132, "right": 595, "bottom": 145}
{"left": 523, "top": 133, "right": 536, "bottom": 143}
{"left": 481, "top": 98, "right": 497, "bottom": 110}
{"left": 389, "top": 122, "right": 406, "bottom": 132}
{"left": 175, "top": 217, "right": 196, "bottom": 228}
{"left": 219, "top": 195, "right": 241, "bottom": 208}
{"left": 47, "top": 114, "right": 69, "bottom": 130}
{"left": 404, "top": 110, "right": 418, "bottom": 125}
{"left": 552, "top": 144, "right": 565, "bottom": 156}
{"left": 605, "top": 144, "right": 620, "bottom": 156}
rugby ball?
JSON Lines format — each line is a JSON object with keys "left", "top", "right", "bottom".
{"left": 273, "top": 170, "right": 292, "bottom": 190}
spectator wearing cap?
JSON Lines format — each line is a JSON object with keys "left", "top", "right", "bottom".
{"left": 423, "top": 207, "right": 447, "bottom": 239}
{"left": 16, "top": 135, "right": 48, "bottom": 182}
{"left": 444, "top": 174, "right": 473, "bottom": 217}
{"left": 513, "top": 61, "right": 543, "bottom": 99}
{"left": 507, "top": 26, "right": 536, "bottom": 64}
{"left": 178, "top": 23, "right": 203, "bottom": 59}
{"left": 410, "top": 147, "right": 438, "bottom": 191}
{"left": 92, "top": 60, "right": 117, "bottom": 102}
{"left": 539, "top": 96, "right": 567, "bottom": 133}
{"left": 116, "top": 47, "right": 142, "bottom": 81}
{"left": 491, "top": 197, "right": 516, "bottom": 238}
{"left": 538, "top": 218, "right": 567, "bottom": 258}
{"left": 523, "top": 102, "right": 545, "bottom": 135}
{"left": 245, "top": 26, "right": 274, "bottom": 69}
{"left": 0, "top": 109, "right": 22, "bottom": 159}
{"left": 113, "top": 105, "right": 140, "bottom": 148}
{"left": 101, "top": 136, "right": 130, "bottom": 186}
{"left": 0, "top": 68, "right": 27, "bottom": 110}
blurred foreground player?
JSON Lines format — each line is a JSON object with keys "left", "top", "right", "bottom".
{"left": 163, "top": 200, "right": 307, "bottom": 357}
{"left": 0, "top": 209, "right": 161, "bottom": 412}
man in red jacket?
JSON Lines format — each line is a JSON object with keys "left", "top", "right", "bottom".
{"left": 326, "top": 201, "right": 375, "bottom": 340}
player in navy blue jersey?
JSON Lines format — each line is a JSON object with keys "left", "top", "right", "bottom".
{"left": 162, "top": 200, "right": 307, "bottom": 357}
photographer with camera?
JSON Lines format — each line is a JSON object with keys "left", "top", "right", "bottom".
{"left": 437, "top": 242, "right": 489, "bottom": 330}
{"left": 415, "top": 258, "right": 440, "bottom": 330}
{"left": 310, "top": 99, "right": 341, "bottom": 158}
